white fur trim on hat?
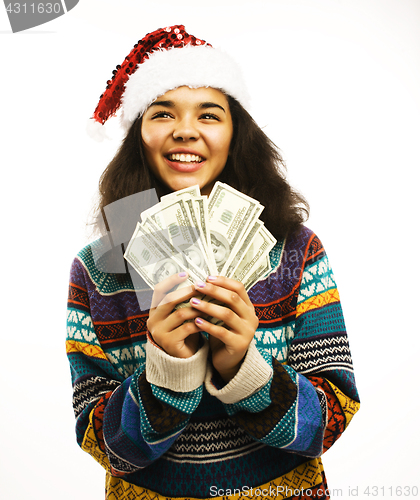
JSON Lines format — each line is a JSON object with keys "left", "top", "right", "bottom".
{"left": 120, "top": 45, "right": 250, "bottom": 132}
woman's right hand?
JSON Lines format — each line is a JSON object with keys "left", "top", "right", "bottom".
{"left": 146, "top": 272, "right": 203, "bottom": 358}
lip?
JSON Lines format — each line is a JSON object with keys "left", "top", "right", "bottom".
{"left": 166, "top": 148, "right": 205, "bottom": 158}
{"left": 164, "top": 148, "right": 206, "bottom": 173}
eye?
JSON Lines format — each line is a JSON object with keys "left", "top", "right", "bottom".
{"left": 199, "top": 113, "right": 221, "bottom": 121}
{"left": 151, "top": 111, "right": 173, "bottom": 119}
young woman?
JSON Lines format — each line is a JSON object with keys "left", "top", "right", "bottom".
{"left": 67, "top": 25, "right": 360, "bottom": 499}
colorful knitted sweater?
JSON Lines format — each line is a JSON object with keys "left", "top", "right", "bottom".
{"left": 66, "top": 226, "right": 360, "bottom": 500}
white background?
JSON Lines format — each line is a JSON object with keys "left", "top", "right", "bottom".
{"left": 1, "top": 1, "right": 419, "bottom": 498}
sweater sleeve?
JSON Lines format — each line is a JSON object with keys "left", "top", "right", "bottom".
{"left": 66, "top": 255, "right": 208, "bottom": 477}
{"left": 205, "top": 232, "right": 360, "bottom": 458}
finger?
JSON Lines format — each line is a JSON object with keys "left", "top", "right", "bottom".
{"left": 194, "top": 316, "right": 250, "bottom": 352}
{"left": 148, "top": 304, "right": 202, "bottom": 351}
{"left": 205, "top": 276, "right": 253, "bottom": 306}
{"left": 156, "top": 322, "right": 202, "bottom": 359}
{"left": 160, "top": 303, "right": 203, "bottom": 333}
{"left": 193, "top": 280, "right": 250, "bottom": 319}
{"left": 190, "top": 296, "right": 243, "bottom": 332}
{"left": 172, "top": 317, "right": 202, "bottom": 341}
{"left": 148, "top": 293, "right": 202, "bottom": 338}
{"left": 151, "top": 272, "right": 192, "bottom": 308}
{"left": 157, "top": 282, "right": 198, "bottom": 309}
{"left": 151, "top": 287, "right": 202, "bottom": 328}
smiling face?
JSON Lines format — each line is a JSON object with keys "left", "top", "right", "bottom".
{"left": 141, "top": 86, "right": 233, "bottom": 196}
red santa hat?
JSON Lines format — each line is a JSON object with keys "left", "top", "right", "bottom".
{"left": 88, "top": 25, "right": 250, "bottom": 141}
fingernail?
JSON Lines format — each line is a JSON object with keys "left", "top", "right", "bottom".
{"left": 191, "top": 298, "right": 201, "bottom": 305}
{"left": 207, "top": 276, "right": 217, "bottom": 281}
{"left": 196, "top": 317, "right": 204, "bottom": 325}
{"left": 195, "top": 280, "right": 206, "bottom": 288}
{"left": 178, "top": 272, "right": 188, "bottom": 277}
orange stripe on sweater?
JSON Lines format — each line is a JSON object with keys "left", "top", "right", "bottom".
{"left": 296, "top": 288, "right": 340, "bottom": 317}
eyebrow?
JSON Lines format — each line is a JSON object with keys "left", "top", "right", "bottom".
{"left": 150, "top": 100, "right": 226, "bottom": 113}
{"left": 199, "top": 102, "right": 226, "bottom": 113}
{"left": 150, "top": 100, "right": 175, "bottom": 108}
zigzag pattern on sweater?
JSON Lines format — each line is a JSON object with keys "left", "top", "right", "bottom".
{"left": 104, "top": 343, "right": 146, "bottom": 378}
{"left": 254, "top": 324, "right": 295, "bottom": 362}
{"left": 250, "top": 230, "right": 323, "bottom": 333}
{"left": 73, "top": 375, "right": 120, "bottom": 418}
{"left": 164, "top": 417, "right": 263, "bottom": 463}
{"left": 89, "top": 287, "right": 146, "bottom": 323}
{"left": 77, "top": 245, "right": 135, "bottom": 295}
{"left": 288, "top": 335, "right": 353, "bottom": 374}
{"left": 254, "top": 292, "right": 297, "bottom": 325}
{"left": 104, "top": 458, "right": 329, "bottom": 500}
{"left": 298, "top": 255, "right": 337, "bottom": 304}
{"left": 71, "top": 255, "right": 149, "bottom": 321}
{"left": 67, "top": 308, "right": 98, "bottom": 345}
{"left": 67, "top": 226, "right": 359, "bottom": 498}
{"left": 94, "top": 315, "right": 148, "bottom": 346}
{"left": 68, "top": 282, "right": 90, "bottom": 312}
{"left": 106, "top": 442, "right": 140, "bottom": 474}
{"left": 315, "top": 386, "right": 328, "bottom": 427}
{"left": 249, "top": 228, "right": 312, "bottom": 304}
{"left": 164, "top": 441, "right": 265, "bottom": 463}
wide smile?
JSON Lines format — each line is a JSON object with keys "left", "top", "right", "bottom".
{"left": 164, "top": 151, "right": 206, "bottom": 173}
{"left": 168, "top": 153, "right": 204, "bottom": 163}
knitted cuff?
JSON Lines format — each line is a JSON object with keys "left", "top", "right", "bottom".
{"left": 204, "top": 343, "right": 273, "bottom": 404}
{"left": 145, "top": 338, "right": 209, "bottom": 392}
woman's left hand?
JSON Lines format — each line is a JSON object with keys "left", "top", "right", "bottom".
{"left": 189, "top": 276, "right": 259, "bottom": 383}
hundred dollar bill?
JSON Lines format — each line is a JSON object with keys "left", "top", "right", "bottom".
{"left": 183, "top": 195, "right": 217, "bottom": 275}
{"left": 223, "top": 220, "right": 264, "bottom": 278}
{"left": 143, "top": 183, "right": 213, "bottom": 274}
{"left": 139, "top": 219, "right": 205, "bottom": 285}
{"left": 126, "top": 183, "right": 277, "bottom": 313}
{"left": 162, "top": 188, "right": 213, "bottom": 258}
{"left": 141, "top": 185, "right": 200, "bottom": 223}
{"left": 233, "top": 224, "right": 277, "bottom": 284}
{"left": 124, "top": 222, "right": 193, "bottom": 290}
{"left": 208, "top": 182, "right": 263, "bottom": 274}
{"left": 201, "top": 237, "right": 273, "bottom": 324}
{"left": 195, "top": 196, "right": 213, "bottom": 247}
{"left": 144, "top": 198, "right": 211, "bottom": 281}
{"left": 140, "top": 185, "right": 216, "bottom": 281}
{"left": 243, "top": 254, "right": 273, "bottom": 291}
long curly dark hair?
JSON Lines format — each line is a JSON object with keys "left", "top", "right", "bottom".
{"left": 94, "top": 95, "right": 309, "bottom": 242}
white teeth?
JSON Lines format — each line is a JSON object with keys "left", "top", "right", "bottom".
{"left": 169, "top": 153, "right": 203, "bottom": 163}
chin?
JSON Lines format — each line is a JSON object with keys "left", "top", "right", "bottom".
{"left": 169, "top": 178, "right": 201, "bottom": 192}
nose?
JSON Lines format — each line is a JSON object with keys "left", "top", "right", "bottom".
{"left": 172, "top": 116, "right": 199, "bottom": 141}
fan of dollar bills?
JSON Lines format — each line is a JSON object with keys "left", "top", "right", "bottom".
{"left": 124, "top": 182, "right": 277, "bottom": 292}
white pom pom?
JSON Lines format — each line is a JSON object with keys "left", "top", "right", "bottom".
{"left": 86, "top": 119, "right": 110, "bottom": 142}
